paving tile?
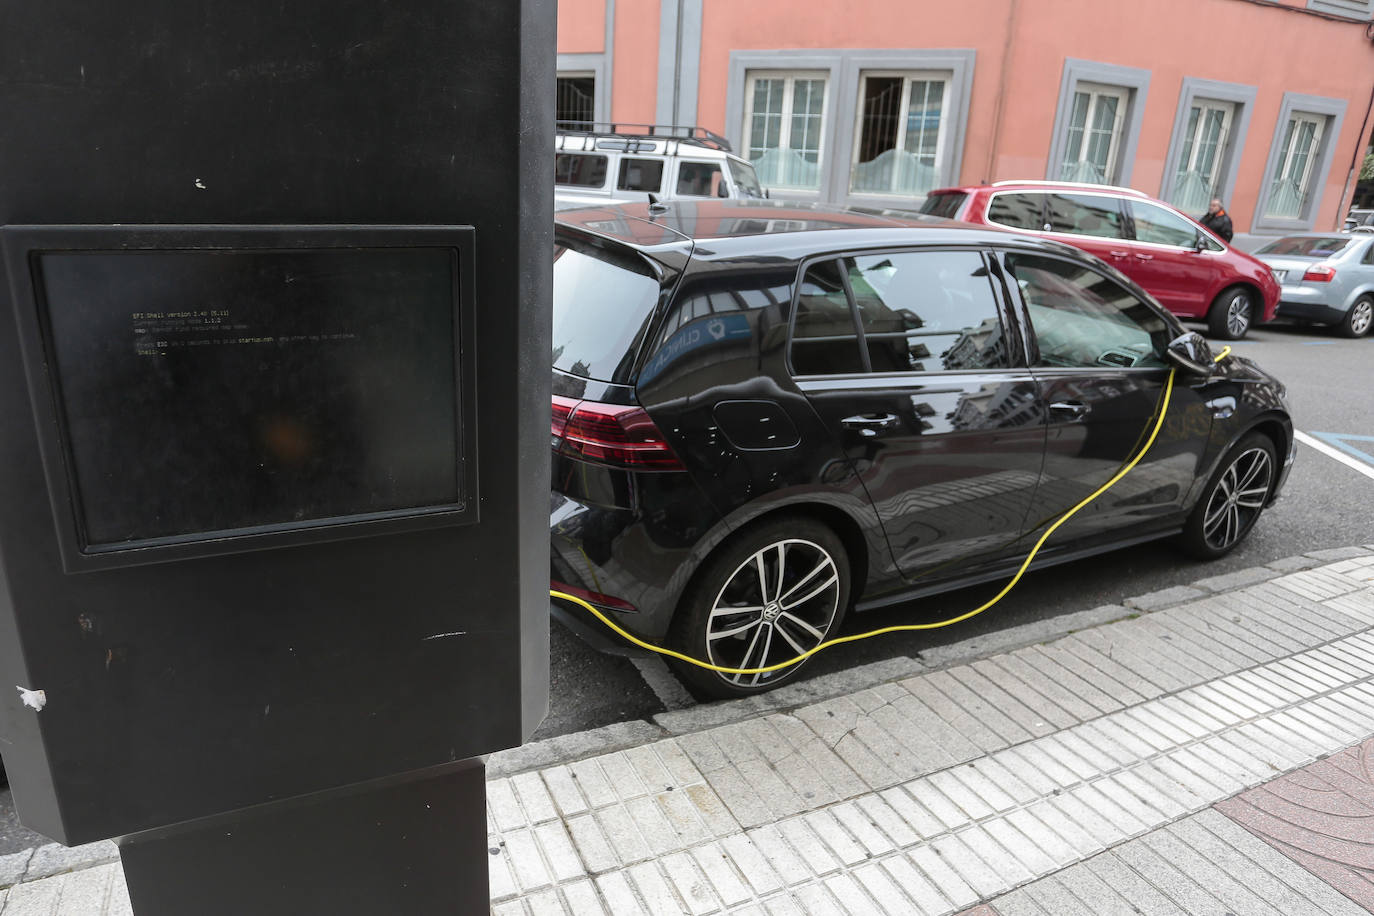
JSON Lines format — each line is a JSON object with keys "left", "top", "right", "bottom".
{"left": 1056, "top": 634, "right": 1166, "bottom": 700}
{"left": 965, "top": 658, "right": 1071, "bottom": 731}
{"left": 931, "top": 832, "right": 1009, "bottom": 898}
{"left": 906, "top": 843, "right": 980, "bottom": 910}
{"left": 1028, "top": 642, "right": 1141, "bottom": 707}
{"left": 559, "top": 878, "right": 608, "bottom": 916}
{"left": 821, "top": 872, "right": 878, "bottom": 916}
{"left": 1005, "top": 807, "right": 1080, "bottom": 867}
{"left": 1112, "top": 840, "right": 1230, "bottom": 914}
{"left": 512, "top": 770, "right": 561, "bottom": 825}
{"left": 830, "top": 800, "right": 897, "bottom": 859}
{"left": 567, "top": 757, "right": 618, "bottom": 808}
{"left": 802, "top": 809, "right": 868, "bottom": 868}
{"left": 928, "top": 669, "right": 1034, "bottom": 746}
{"left": 968, "top": 756, "right": 1038, "bottom": 806}
{"left": 1044, "top": 790, "right": 1117, "bottom": 849}
{"left": 659, "top": 851, "right": 721, "bottom": 915}
{"left": 906, "top": 776, "right": 975, "bottom": 831}
{"left": 776, "top": 816, "right": 843, "bottom": 877}
{"left": 1083, "top": 851, "right": 1190, "bottom": 915}
{"left": 853, "top": 859, "right": 925, "bottom": 916}
{"left": 541, "top": 765, "right": 589, "bottom": 818}
{"left": 627, "top": 861, "right": 686, "bottom": 914}
{"left": 853, "top": 794, "right": 920, "bottom": 849}
{"left": 880, "top": 785, "right": 953, "bottom": 840}
{"left": 928, "top": 769, "right": 997, "bottom": 822}
{"left": 593, "top": 871, "right": 644, "bottom": 915}
{"left": 565, "top": 812, "right": 619, "bottom": 874}
{"left": 1006, "top": 874, "right": 1097, "bottom": 916}
{"left": 1151, "top": 609, "right": 1254, "bottom": 669}
{"left": 996, "top": 742, "right": 1078, "bottom": 793}
{"left": 721, "top": 832, "right": 786, "bottom": 896}
{"left": 1075, "top": 626, "right": 1192, "bottom": 692}
{"left": 533, "top": 820, "right": 586, "bottom": 883}
{"left": 1052, "top": 864, "right": 1155, "bottom": 916}
{"left": 688, "top": 842, "right": 751, "bottom": 908}
{"left": 956, "top": 824, "right": 1035, "bottom": 887}
{"left": 899, "top": 675, "right": 1007, "bottom": 754}
{"left": 983, "top": 815, "right": 1059, "bottom": 874}
{"left": 1069, "top": 719, "right": 1139, "bottom": 768}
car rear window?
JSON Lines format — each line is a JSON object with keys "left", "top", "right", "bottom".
{"left": 918, "top": 192, "right": 968, "bottom": 219}
{"left": 1255, "top": 236, "right": 1352, "bottom": 257}
{"left": 553, "top": 239, "right": 664, "bottom": 383}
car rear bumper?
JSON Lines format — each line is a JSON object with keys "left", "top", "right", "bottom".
{"left": 1277, "top": 297, "right": 1345, "bottom": 323}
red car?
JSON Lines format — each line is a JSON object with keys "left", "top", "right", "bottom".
{"left": 921, "top": 181, "right": 1280, "bottom": 340}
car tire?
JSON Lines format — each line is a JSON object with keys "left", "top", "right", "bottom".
{"left": 1335, "top": 294, "right": 1374, "bottom": 338}
{"left": 667, "top": 516, "right": 850, "bottom": 700}
{"left": 1178, "top": 431, "right": 1277, "bottom": 560}
{"left": 1207, "top": 286, "right": 1255, "bottom": 340}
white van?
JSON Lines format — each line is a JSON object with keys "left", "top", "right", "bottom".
{"left": 554, "top": 123, "right": 766, "bottom": 210}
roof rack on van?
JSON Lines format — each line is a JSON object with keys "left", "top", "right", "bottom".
{"left": 990, "top": 179, "right": 1148, "bottom": 198}
{"left": 555, "top": 121, "right": 733, "bottom": 153}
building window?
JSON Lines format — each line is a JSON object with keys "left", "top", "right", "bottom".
{"left": 1264, "top": 113, "right": 1326, "bottom": 220}
{"left": 1059, "top": 83, "right": 1129, "bottom": 183}
{"left": 1171, "top": 100, "right": 1235, "bottom": 213}
{"left": 742, "top": 71, "right": 828, "bottom": 191}
{"left": 556, "top": 74, "right": 596, "bottom": 129}
{"left": 849, "top": 73, "right": 950, "bottom": 198}
{"left": 1047, "top": 60, "right": 1150, "bottom": 187}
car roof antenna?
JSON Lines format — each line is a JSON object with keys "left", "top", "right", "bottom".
{"left": 647, "top": 192, "right": 669, "bottom": 214}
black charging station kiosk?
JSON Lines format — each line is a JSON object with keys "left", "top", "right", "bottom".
{"left": 0, "top": 2, "right": 551, "bottom": 913}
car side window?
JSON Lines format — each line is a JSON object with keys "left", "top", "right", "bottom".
{"left": 1005, "top": 253, "right": 1169, "bottom": 370}
{"left": 1362, "top": 242, "right": 1374, "bottom": 266}
{"left": 847, "top": 250, "right": 1009, "bottom": 371}
{"left": 618, "top": 158, "right": 665, "bottom": 193}
{"left": 790, "top": 259, "right": 865, "bottom": 375}
{"left": 1130, "top": 201, "right": 1200, "bottom": 248}
{"left": 677, "top": 161, "right": 725, "bottom": 197}
{"left": 1046, "top": 193, "right": 1126, "bottom": 239}
{"left": 987, "top": 193, "right": 1047, "bottom": 231}
{"left": 555, "top": 153, "right": 608, "bottom": 188}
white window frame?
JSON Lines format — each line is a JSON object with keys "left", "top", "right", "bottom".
{"left": 1253, "top": 91, "right": 1347, "bottom": 233}
{"left": 1059, "top": 83, "right": 1128, "bottom": 183}
{"left": 740, "top": 70, "right": 830, "bottom": 192}
{"left": 1046, "top": 59, "right": 1150, "bottom": 187}
{"left": 1160, "top": 78, "right": 1256, "bottom": 219}
{"left": 848, "top": 70, "right": 952, "bottom": 198}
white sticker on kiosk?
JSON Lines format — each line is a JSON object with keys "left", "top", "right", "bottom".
{"left": 16, "top": 686, "right": 46, "bottom": 712}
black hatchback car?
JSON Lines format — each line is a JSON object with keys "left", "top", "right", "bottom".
{"left": 550, "top": 200, "right": 1293, "bottom": 699}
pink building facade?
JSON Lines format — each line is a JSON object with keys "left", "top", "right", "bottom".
{"left": 556, "top": 0, "right": 1374, "bottom": 246}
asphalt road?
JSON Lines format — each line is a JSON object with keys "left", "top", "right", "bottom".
{"left": 1, "top": 320, "right": 1370, "bottom": 857}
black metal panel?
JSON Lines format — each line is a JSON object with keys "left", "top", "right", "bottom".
{"left": 0, "top": 0, "right": 553, "bottom": 846}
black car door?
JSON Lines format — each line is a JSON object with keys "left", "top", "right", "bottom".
{"left": 791, "top": 247, "right": 1046, "bottom": 586}
{"left": 999, "top": 249, "right": 1219, "bottom": 544}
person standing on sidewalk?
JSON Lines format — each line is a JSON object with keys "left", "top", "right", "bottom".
{"left": 1200, "top": 197, "right": 1234, "bottom": 242}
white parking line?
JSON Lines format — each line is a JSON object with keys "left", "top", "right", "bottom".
{"left": 1295, "top": 430, "right": 1374, "bottom": 481}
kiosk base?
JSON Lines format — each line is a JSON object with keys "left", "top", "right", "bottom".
{"left": 117, "top": 759, "right": 489, "bottom": 915}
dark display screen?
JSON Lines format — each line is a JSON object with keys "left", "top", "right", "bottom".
{"left": 37, "top": 248, "right": 463, "bottom": 547}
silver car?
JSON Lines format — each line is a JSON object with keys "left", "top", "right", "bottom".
{"left": 1254, "top": 234, "right": 1374, "bottom": 337}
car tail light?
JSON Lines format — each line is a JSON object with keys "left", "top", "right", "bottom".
{"left": 551, "top": 579, "right": 638, "bottom": 613}
{"left": 1303, "top": 263, "right": 1337, "bottom": 282}
{"left": 551, "top": 396, "right": 685, "bottom": 470}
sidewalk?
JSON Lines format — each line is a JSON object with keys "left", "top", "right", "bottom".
{"left": 3, "top": 547, "right": 1373, "bottom": 915}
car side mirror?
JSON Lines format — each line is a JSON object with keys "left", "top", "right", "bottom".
{"left": 1164, "top": 331, "right": 1214, "bottom": 376}
{"left": 1193, "top": 233, "right": 1207, "bottom": 252}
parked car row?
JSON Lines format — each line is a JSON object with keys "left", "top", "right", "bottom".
{"left": 549, "top": 199, "right": 1293, "bottom": 698}
{"left": 919, "top": 181, "right": 1280, "bottom": 340}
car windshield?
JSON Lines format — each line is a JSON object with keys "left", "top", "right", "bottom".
{"left": 552, "top": 238, "right": 665, "bottom": 383}
{"left": 727, "top": 159, "right": 766, "bottom": 198}
{"left": 1256, "top": 236, "right": 1352, "bottom": 258}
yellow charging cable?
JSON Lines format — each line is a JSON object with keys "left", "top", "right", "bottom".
{"left": 554, "top": 347, "right": 1228, "bottom": 676}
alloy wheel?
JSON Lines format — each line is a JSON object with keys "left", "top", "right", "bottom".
{"left": 1201, "top": 446, "right": 1273, "bottom": 552}
{"left": 704, "top": 538, "right": 841, "bottom": 688}
{"left": 1348, "top": 298, "right": 1373, "bottom": 337}
{"left": 1224, "top": 291, "right": 1252, "bottom": 338}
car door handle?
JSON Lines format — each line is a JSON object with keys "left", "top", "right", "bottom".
{"left": 1109, "top": 250, "right": 1130, "bottom": 259}
{"left": 840, "top": 413, "right": 899, "bottom": 436}
{"left": 1050, "top": 401, "right": 1089, "bottom": 419}
{"left": 1134, "top": 252, "right": 1154, "bottom": 261}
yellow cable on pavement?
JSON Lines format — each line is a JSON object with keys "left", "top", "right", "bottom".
{"left": 553, "top": 365, "right": 1187, "bottom": 676}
